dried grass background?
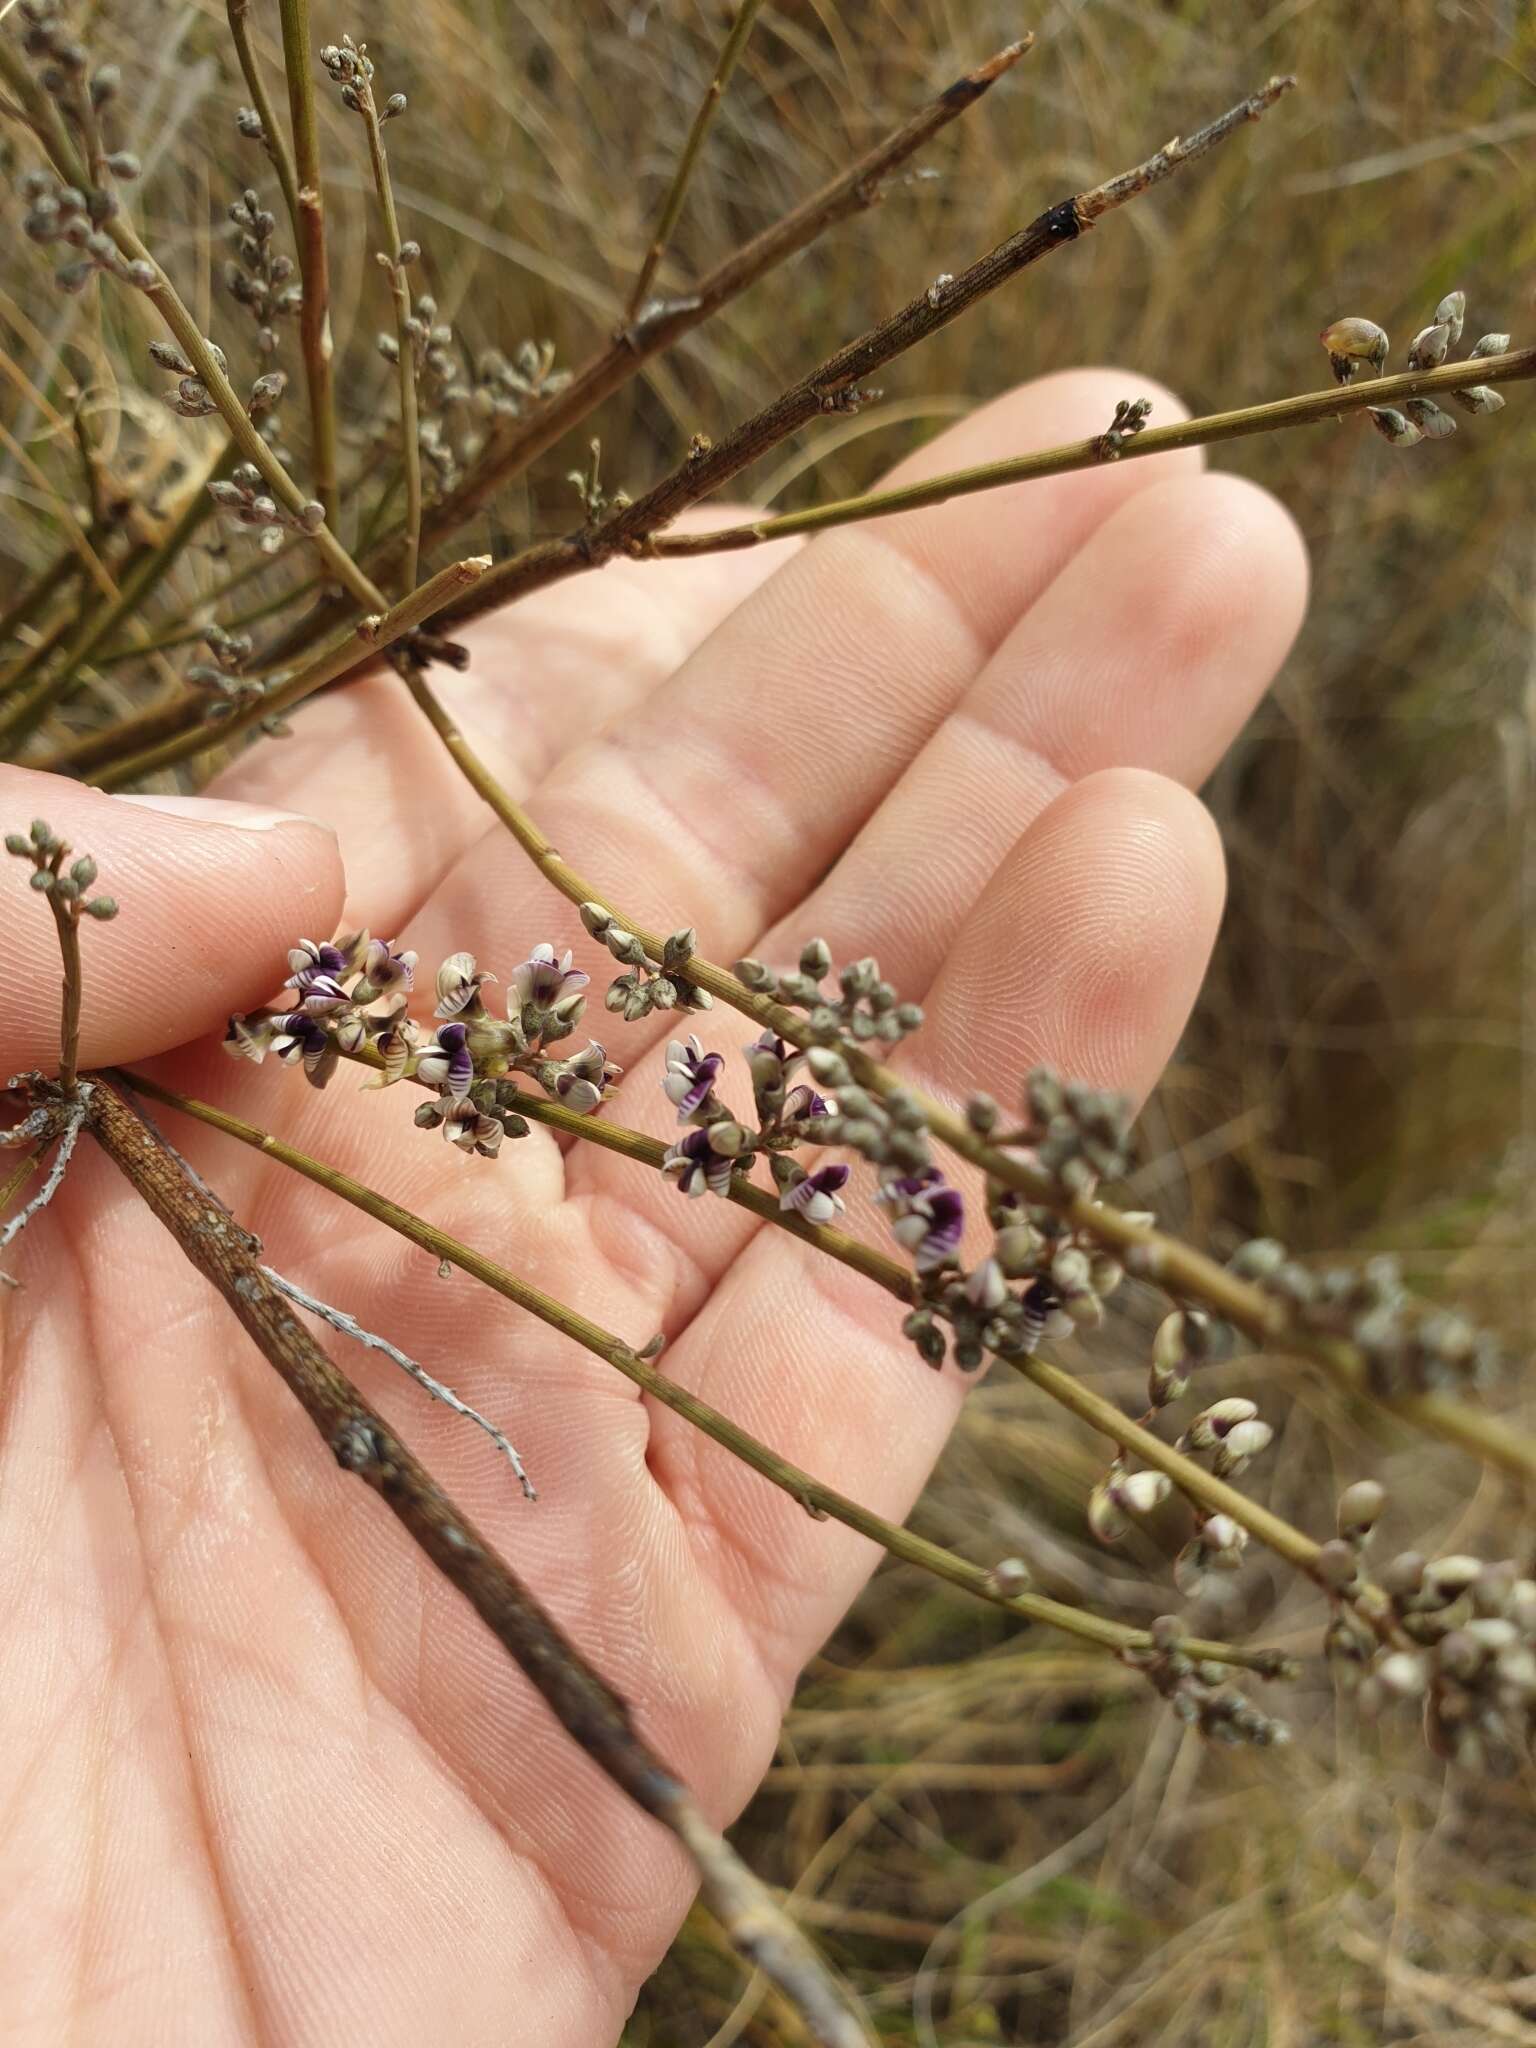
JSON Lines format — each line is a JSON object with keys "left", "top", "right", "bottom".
{"left": 3, "top": 0, "right": 1535, "bottom": 2041}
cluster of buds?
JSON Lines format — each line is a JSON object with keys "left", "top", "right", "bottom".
{"left": 224, "top": 187, "right": 301, "bottom": 359}
{"left": 15, "top": 4, "right": 140, "bottom": 185}
{"left": 320, "top": 37, "right": 406, "bottom": 120}
{"left": 1015, "top": 1066, "right": 1133, "bottom": 1196}
{"left": 566, "top": 438, "right": 628, "bottom": 525}
{"left": 206, "top": 463, "right": 325, "bottom": 554}
{"left": 383, "top": 313, "right": 572, "bottom": 497}
{"left": 1121, "top": 1616, "right": 1291, "bottom": 1748}
{"left": 1317, "top": 1481, "right": 1536, "bottom": 1774}
{"left": 1227, "top": 1237, "right": 1504, "bottom": 1396}
{"left": 4, "top": 818, "right": 117, "bottom": 920}
{"left": 183, "top": 623, "right": 268, "bottom": 722}
{"left": 735, "top": 937, "right": 924, "bottom": 1049}
{"left": 1319, "top": 291, "right": 1514, "bottom": 445}
{"left": 1358, "top": 1549, "right": 1536, "bottom": 1775}
{"left": 227, "top": 934, "right": 621, "bottom": 1159}
{"left": 148, "top": 337, "right": 282, "bottom": 431}
{"left": 1095, "top": 395, "right": 1152, "bottom": 459}
{"left": 20, "top": 169, "right": 154, "bottom": 293}
{"left": 580, "top": 903, "right": 712, "bottom": 1021}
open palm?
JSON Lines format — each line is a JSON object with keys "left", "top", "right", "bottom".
{"left": 0, "top": 370, "right": 1306, "bottom": 2046}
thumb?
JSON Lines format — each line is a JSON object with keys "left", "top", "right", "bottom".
{"left": 0, "top": 768, "right": 344, "bottom": 1079}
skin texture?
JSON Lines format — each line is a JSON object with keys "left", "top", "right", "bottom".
{"left": 0, "top": 369, "right": 1307, "bottom": 2047}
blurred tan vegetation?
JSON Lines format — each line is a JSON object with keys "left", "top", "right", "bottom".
{"left": 3, "top": 0, "right": 1535, "bottom": 2040}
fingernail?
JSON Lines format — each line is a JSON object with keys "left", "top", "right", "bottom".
{"left": 113, "top": 793, "right": 325, "bottom": 832}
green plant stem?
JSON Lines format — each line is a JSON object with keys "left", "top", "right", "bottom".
{"left": 646, "top": 348, "right": 1536, "bottom": 556}
{"left": 354, "top": 75, "right": 422, "bottom": 595}
{"left": 92, "top": 555, "right": 491, "bottom": 789}
{"left": 294, "top": 34, "right": 1034, "bottom": 629}
{"left": 396, "top": 665, "right": 1536, "bottom": 1491}
{"left": 626, "top": 0, "right": 768, "bottom": 320}
{"left": 226, "top": 0, "right": 302, "bottom": 232}
{"left": 0, "top": 37, "right": 383, "bottom": 616}
{"left": 0, "top": 436, "right": 233, "bottom": 756}
{"left": 81, "top": 1079, "right": 868, "bottom": 2048}
{"left": 112, "top": 1067, "right": 1287, "bottom": 1678}
{"left": 276, "top": 0, "right": 338, "bottom": 528}
{"left": 0, "top": 546, "right": 80, "bottom": 657}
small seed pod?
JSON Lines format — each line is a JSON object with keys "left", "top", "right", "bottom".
{"left": 1433, "top": 291, "right": 1466, "bottom": 343}
{"left": 1403, "top": 397, "right": 1457, "bottom": 440}
{"left": 1366, "top": 406, "right": 1423, "bottom": 447}
{"left": 1449, "top": 384, "right": 1505, "bottom": 416}
{"left": 1406, "top": 322, "right": 1450, "bottom": 370}
{"left": 1337, "top": 1478, "right": 1386, "bottom": 1542}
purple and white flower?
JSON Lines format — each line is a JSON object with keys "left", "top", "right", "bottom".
{"left": 285, "top": 936, "right": 352, "bottom": 988}
{"left": 508, "top": 942, "right": 588, "bottom": 1013}
{"left": 294, "top": 971, "right": 352, "bottom": 1016}
{"left": 435, "top": 950, "right": 495, "bottom": 1018}
{"left": 781, "top": 1082, "right": 831, "bottom": 1124}
{"left": 877, "top": 1168, "right": 966, "bottom": 1272}
{"left": 224, "top": 1008, "right": 279, "bottom": 1062}
{"left": 270, "top": 1011, "right": 337, "bottom": 1088}
{"left": 779, "top": 1163, "right": 849, "bottom": 1224}
{"left": 358, "top": 937, "right": 416, "bottom": 996}
{"left": 441, "top": 1101, "right": 504, "bottom": 1157}
{"left": 663, "top": 1034, "right": 724, "bottom": 1120}
{"left": 550, "top": 1040, "right": 622, "bottom": 1116}
{"left": 662, "top": 1125, "right": 736, "bottom": 1199}
{"left": 416, "top": 1020, "right": 474, "bottom": 1099}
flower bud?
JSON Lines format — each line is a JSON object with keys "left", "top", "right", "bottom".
{"left": 1336, "top": 1478, "right": 1385, "bottom": 1541}
{"left": 1449, "top": 384, "right": 1504, "bottom": 416}
{"left": 1319, "top": 316, "right": 1388, "bottom": 382}
{"left": 1184, "top": 1396, "right": 1258, "bottom": 1450}
{"left": 1433, "top": 291, "right": 1466, "bottom": 343}
{"left": 1366, "top": 407, "right": 1422, "bottom": 446}
{"left": 1406, "top": 322, "right": 1450, "bottom": 369}
{"left": 1403, "top": 397, "right": 1456, "bottom": 439}
{"left": 1211, "top": 1417, "right": 1274, "bottom": 1475}
{"left": 1469, "top": 332, "right": 1511, "bottom": 359}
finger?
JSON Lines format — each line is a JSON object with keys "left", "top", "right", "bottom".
{"left": 567, "top": 470, "right": 1302, "bottom": 1285}
{"left": 0, "top": 769, "right": 343, "bottom": 1078}
{"left": 405, "top": 367, "right": 1202, "bottom": 1033}
{"left": 211, "top": 508, "right": 801, "bottom": 936}
{"left": 642, "top": 769, "right": 1225, "bottom": 1680}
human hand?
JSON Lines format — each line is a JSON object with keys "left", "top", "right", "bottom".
{"left": 0, "top": 369, "right": 1305, "bottom": 2045}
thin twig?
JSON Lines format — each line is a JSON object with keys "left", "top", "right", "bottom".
{"left": 439, "top": 76, "right": 1299, "bottom": 630}
{"left": 626, "top": 0, "right": 767, "bottom": 321}
{"left": 0, "top": 1090, "right": 86, "bottom": 1256}
{"left": 90, "top": 554, "right": 490, "bottom": 789}
{"left": 81, "top": 1077, "right": 870, "bottom": 2048}
{"left": 276, "top": 0, "right": 338, "bottom": 527}
{"left": 352, "top": 59, "right": 422, "bottom": 595}
{"left": 226, "top": 0, "right": 302, "bottom": 232}
{"left": 645, "top": 348, "right": 1536, "bottom": 557}
{"left": 261, "top": 1264, "right": 536, "bottom": 1498}
{"left": 0, "top": 36, "right": 383, "bottom": 613}
{"left": 114, "top": 1067, "right": 1292, "bottom": 1679}
{"left": 249, "top": 34, "right": 1034, "bottom": 665}
{"left": 0, "top": 435, "right": 233, "bottom": 755}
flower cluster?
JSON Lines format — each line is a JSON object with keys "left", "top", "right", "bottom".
{"left": 4, "top": 818, "right": 117, "bottom": 919}
{"left": 1121, "top": 1616, "right": 1291, "bottom": 1748}
{"left": 735, "top": 936, "right": 924, "bottom": 1047}
{"left": 20, "top": 169, "right": 153, "bottom": 293}
{"left": 1227, "top": 1237, "right": 1505, "bottom": 1396}
{"left": 1320, "top": 290, "right": 1514, "bottom": 443}
{"left": 206, "top": 464, "right": 325, "bottom": 554}
{"left": 226, "top": 935, "right": 620, "bottom": 1158}
{"left": 224, "top": 186, "right": 301, "bottom": 365}
{"left": 581, "top": 904, "right": 713, "bottom": 1021}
